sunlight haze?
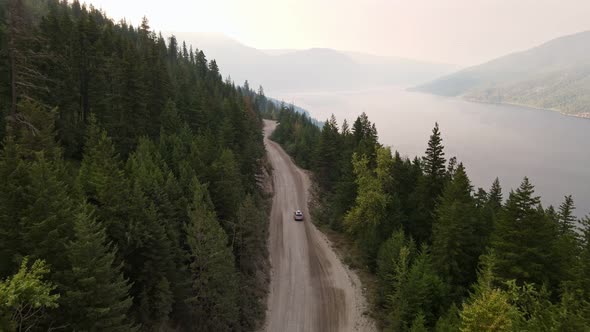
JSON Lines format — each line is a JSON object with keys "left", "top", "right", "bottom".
{"left": 83, "top": 0, "right": 590, "bottom": 65}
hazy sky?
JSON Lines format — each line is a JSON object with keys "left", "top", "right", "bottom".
{"left": 83, "top": 0, "right": 590, "bottom": 66}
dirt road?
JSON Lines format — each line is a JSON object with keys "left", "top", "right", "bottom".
{"left": 263, "top": 120, "right": 376, "bottom": 332}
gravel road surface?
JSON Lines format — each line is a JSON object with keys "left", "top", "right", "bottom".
{"left": 263, "top": 120, "right": 376, "bottom": 332}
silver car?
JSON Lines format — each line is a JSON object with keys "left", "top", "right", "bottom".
{"left": 294, "top": 210, "right": 304, "bottom": 221}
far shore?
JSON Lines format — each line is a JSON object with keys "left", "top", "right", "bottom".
{"left": 461, "top": 97, "right": 590, "bottom": 120}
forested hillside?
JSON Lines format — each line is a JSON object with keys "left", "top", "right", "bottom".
{"left": 271, "top": 109, "right": 590, "bottom": 331}
{"left": 0, "top": 0, "right": 274, "bottom": 331}
{"left": 413, "top": 30, "right": 590, "bottom": 118}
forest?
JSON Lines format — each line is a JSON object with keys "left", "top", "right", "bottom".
{"left": 271, "top": 108, "right": 590, "bottom": 331}
{"left": 0, "top": 0, "right": 275, "bottom": 331}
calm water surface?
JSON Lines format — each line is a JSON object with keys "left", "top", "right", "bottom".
{"left": 274, "top": 87, "right": 590, "bottom": 217}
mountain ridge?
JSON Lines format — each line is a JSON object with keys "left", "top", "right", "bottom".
{"left": 413, "top": 30, "right": 590, "bottom": 118}
{"left": 169, "top": 31, "right": 459, "bottom": 94}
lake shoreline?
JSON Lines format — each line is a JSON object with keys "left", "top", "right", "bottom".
{"left": 461, "top": 98, "right": 590, "bottom": 120}
{"left": 407, "top": 89, "right": 590, "bottom": 120}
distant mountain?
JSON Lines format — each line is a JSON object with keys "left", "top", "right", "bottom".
{"left": 413, "top": 31, "right": 590, "bottom": 117}
{"left": 170, "top": 32, "right": 457, "bottom": 94}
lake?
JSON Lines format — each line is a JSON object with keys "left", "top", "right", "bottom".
{"left": 273, "top": 86, "right": 590, "bottom": 218}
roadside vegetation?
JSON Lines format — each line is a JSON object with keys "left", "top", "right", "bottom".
{"left": 0, "top": 1, "right": 274, "bottom": 330}
{"left": 272, "top": 107, "right": 590, "bottom": 331}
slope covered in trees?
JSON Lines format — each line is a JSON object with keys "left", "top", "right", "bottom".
{"left": 413, "top": 30, "right": 590, "bottom": 117}
{"left": 0, "top": 1, "right": 273, "bottom": 330}
{"left": 271, "top": 107, "right": 590, "bottom": 330}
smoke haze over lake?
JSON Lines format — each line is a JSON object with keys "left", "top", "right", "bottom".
{"left": 274, "top": 87, "right": 590, "bottom": 217}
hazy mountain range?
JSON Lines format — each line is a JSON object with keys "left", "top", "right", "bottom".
{"left": 169, "top": 32, "right": 458, "bottom": 94}
{"left": 413, "top": 30, "right": 590, "bottom": 118}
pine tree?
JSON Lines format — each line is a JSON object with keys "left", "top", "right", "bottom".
{"left": 0, "top": 136, "right": 29, "bottom": 277}
{"left": 459, "top": 255, "right": 519, "bottom": 332}
{"left": 351, "top": 112, "right": 378, "bottom": 164}
{"left": 314, "top": 114, "right": 341, "bottom": 191}
{"left": 209, "top": 148, "right": 244, "bottom": 230}
{"left": 235, "top": 195, "right": 269, "bottom": 329}
{"left": 185, "top": 180, "right": 239, "bottom": 331}
{"left": 490, "top": 177, "right": 559, "bottom": 287}
{"left": 409, "top": 313, "right": 428, "bottom": 332}
{"left": 432, "top": 163, "right": 479, "bottom": 301}
{"left": 344, "top": 149, "right": 391, "bottom": 266}
{"left": 61, "top": 206, "right": 136, "bottom": 331}
{"left": 21, "top": 156, "right": 77, "bottom": 276}
{"left": 377, "top": 230, "right": 416, "bottom": 307}
{"left": 488, "top": 178, "right": 503, "bottom": 212}
{"left": 552, "top": 195, "right": 581, "bottom": 286}
{"left": 77, "top": 115, "right": 130, "bottom": 244}
{"left": 410, "top": 122, "right": 447, "bottom": 243}
{"left": 557, "top": 195, "right": 577, "bottom": 235}
{"left": 8, "top": 100, "right": 61, "bottom": 161}
{"left": 434, "top": 304, "right": 460, "bottom": 332}
{"left": 386, "top": 245, "right": 446, "bottom": 331}
{"left": 422, "top": 123, "right": 446, "bottom": 191}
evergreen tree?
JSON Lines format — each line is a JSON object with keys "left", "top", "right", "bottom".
{"left": 409, "top": 313, "right": 428, "bottom": 332}
{"left": 488, "top": 178, "right": 503, "bottom": 212}
{"left": 459, "top": 255, "right": 519, "bottom": 332}
{"left": 557, "top": 195, "right": 577, "bottom": 235}
{"left": 77, "top": 115, "right": 130, "bottom": 244}
{"left": 0, "top": 136, "right": 29, "bottom": 277}
{"left": 432, "top": 163, "right": 479, "bottom": 301}
{"left": 434, "top": 304, "right": 460, "bottom": 332}
{"left": 386, "top": 245, "right": 446, "bottom": 331}
{"left": 580, "top": 216, "right": 590, "bottom": 299}
{"left": 314, "top": 114, "right": 341, "bottom": 191}
{"left": 490, "top": 177, "right": 559, "bottom": 287}
{"left": 410, "top": 122, "right": 446, "bottom": 243}
{"left": 344, "top": 148, "right": 393, "bottom": 267}
{"left": 552, "top": 195, "right": 582, "bottom": 287}
{"left": 351, "top": 112, "right": 378, "bottom": 163}
{"left": 22, "top": 156, "right": 77, "bottom": 277}
{"left": 209, "top": 148, "right": 244, "bottom": 231}
{"left": 235, "top": 195, "right": 269, "bottom": 329}
{"left": 61, "top": 206, "right": 136, "bottom": 331}
{"left": 185, "top": 180, "right": 239, "bottom": 331}
{"left": 377, "top": 230, "right": 416, "bottom": 307}
{"left": 422, "top": 122, "right": 446, "bottom": 191}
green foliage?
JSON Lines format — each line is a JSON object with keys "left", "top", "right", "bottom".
{"left": 235, "top": 195, "right": 270, "bottom": 329}
{"left": 273, "top": 108, "right": 590, "bottom": 331}
{"left": 0, "top": 258, "right": 59, "bottom": 332}
{"left": 459, "top": 256, "right": 520, "bottom": 332}
{"left": 386, "top": 244, "right": 446, "bottom": 331}
{"left": 270, "top": 105, "right": 321, "bottom": 169}
{"left": 432, "top": 164, "right": 480, "bottom": 301}
{"left": 377, "top": 230, "right": 416, "bottom": 307}
{"left": 435, "top": 304, "right": 460, "bottom": 332}
{"left": 490, "top": 177, "right": 560, "bottom": 287}
{"left": 315, "top": 114, "right": 341, "bottom": 191}
{"left": 61, "top": 206, "right": 136, "bottom": 331}
{"left": 460, "top": 288, "right": 517, "bottom": 332}
{"left": 409, "top": 312, "right": 429, "bottom": 332}
{"left": 410, "top": 122, "right": 447, "bottom": 243}
{"left": 0, "top": 1, "right": 271, "bottom": 330}
{"left": 185, "top": 181, "right": 239, "bottom": 331}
